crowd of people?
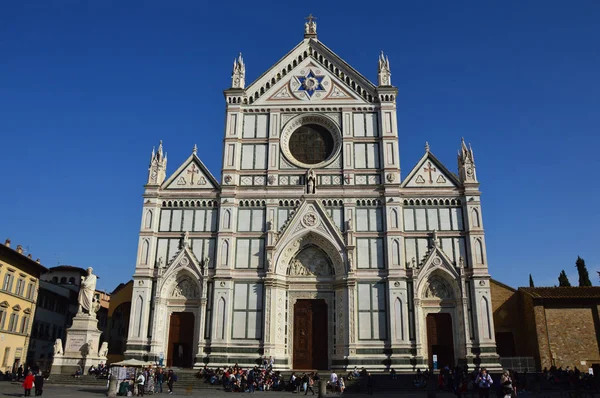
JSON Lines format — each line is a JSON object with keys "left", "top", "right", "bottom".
{"left": 117, "top": 367, "right": 178, "bottom": 396}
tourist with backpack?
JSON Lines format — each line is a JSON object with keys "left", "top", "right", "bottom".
{"left": 167, "top": 369, "right": 177, "bottom": 394}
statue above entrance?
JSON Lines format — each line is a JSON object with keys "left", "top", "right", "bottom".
{"left": 288, "top": 246, "right": 333, "bottom": 276}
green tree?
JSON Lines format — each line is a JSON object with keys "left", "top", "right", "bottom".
{"left": 529, "top": 274, "right": 535, "bottom": 287}
{"left": 576, "top": 256, "right": 592, "bottom": 287}
{"left": 558, "top": 270, "right": 571, "bottom": 287}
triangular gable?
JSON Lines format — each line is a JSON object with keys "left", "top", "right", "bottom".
{"left": 247, "top": 38, "right": 377, "bottom": 106}
{"left": 254, "top": 57, "right": 371, "bottom": 105}
{"left": 401, "top": 151, "right": 460, "bottom": 188}
{"left": 162, "top": 154, "right": 219, "bottom": 190}
{"left": 275, "top": 199, "right": 345, "bottom": 251}
{"left": 415, "top": 245, "right": 461, "bottom": 297}
{"left": 163, "top": 244, "right": 205, "bottom": 279}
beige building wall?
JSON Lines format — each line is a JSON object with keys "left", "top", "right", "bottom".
{"left": 0, "top": 240, "right": 47, "bottom": 371}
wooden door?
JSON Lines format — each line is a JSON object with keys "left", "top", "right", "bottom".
{"left": 167, "top": 312, "right": 195, "bottom": 368}
{"left": 426, "top": 313, "right": 454, "bottom": 369}
{"left": 293, "top": 299, "right": 328, "bottom": 370}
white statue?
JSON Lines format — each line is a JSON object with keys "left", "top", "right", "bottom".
{"left": 78, "top": 267, "right": 97, "bottom": 314}
{"left": 307, "top": 170, "right": 316, "bottom": 194}
{"left": 98, "top": 342, "right": 109, "bottom": 358}
{"left": 181, "top": 231, "right": 190, "bottom": 248}
{"left": 53, "top": 338, "right": 63, "bottom": 356}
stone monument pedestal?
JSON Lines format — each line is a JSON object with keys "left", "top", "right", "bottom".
{"left": 51, "top": 312, "right": 107, "bottom": 375}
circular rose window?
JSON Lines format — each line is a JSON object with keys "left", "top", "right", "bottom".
{"left": 289, "top": 124, "right": 334, "bottom": 165}
{"left": 280, "top": 114, "right": 342, "bottom": 169}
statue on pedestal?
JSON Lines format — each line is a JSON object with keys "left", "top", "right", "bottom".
{"left": 78, "top": 267, "right": 98, "bottom": 315}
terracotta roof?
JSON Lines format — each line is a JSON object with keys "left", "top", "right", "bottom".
{"left": 519, "top": 286, "right": 600, "bottom": 299}
{"left": 49, "top": 265, "right": 88, "bottom": 275}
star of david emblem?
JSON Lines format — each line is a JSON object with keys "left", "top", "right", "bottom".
{"left": 295, "top": 70, "right": 325, "bottom": 97}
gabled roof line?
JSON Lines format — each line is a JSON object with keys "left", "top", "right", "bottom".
{"left": 160, "top": 153, "right": 220, "bottom": 190}
{"left": 400, "top": 150, "right": 461, "bottom": 188}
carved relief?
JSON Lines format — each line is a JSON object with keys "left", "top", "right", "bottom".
{"left": 287, "top": 246, "right": 333, "bottom": 276}
{"left": 424, "top": 277, "right": 452, "bottom": 299}
{"left": 171, "top": 277, "right": 199, "bottom": 299}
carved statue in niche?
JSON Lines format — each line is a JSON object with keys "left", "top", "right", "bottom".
{"left": 172, "top": 278, "right": 198, "bottom": 299}
{"left": 287, "top": 246, "right": 333, "bottom": 276}
{"left": 306, "top": 169, "right": 316, "bottom": 194}
{"left": 425, "top": 277, "right": 452, "bottom": 299}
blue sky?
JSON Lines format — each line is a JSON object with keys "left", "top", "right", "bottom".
{"left": 1, "top": 1, "right": 598, "bottom": 292}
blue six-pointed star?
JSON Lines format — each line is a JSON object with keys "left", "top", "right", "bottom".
{"left": 296, "top": 71, "right": 325, "bottom": 97}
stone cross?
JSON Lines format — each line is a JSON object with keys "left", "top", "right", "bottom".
{"left": 423, "top": 161, "right": 437, "bottom": 184}
{"left": 187, "top": 164, "right": 199, "bottom": 184}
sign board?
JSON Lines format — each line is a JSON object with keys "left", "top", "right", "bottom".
{"left": 433, "top": 354, "right": 438, "bottom": 370}
{"left": 589, "top": 368, "right": 594, "bottom": 376}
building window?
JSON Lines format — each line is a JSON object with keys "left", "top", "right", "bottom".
{"left": 356, "top": 238, "right": 384, "bottom": 269}
{"left": 26, "top": 283, "right": 34, "bottom": 300}
{"left": 232, "top": 283, "right": 263, "bottom": 340}
{"left": 235, "top": 239, "right": 264, "bottom": 269}
{"left": 68, "top": 277, "right": 75, "bottom": 285}
{"left": 240, "top": 144, "right": 267, "bottom": 169}
{"left": 15, "top": 279, "right": 25, "bottom": 297}
{"left": 19, "top": 316, "right": 29, "bottom": 334}
{"left": 355, "top": 208, "right": 383, "bottom": 232}
{"left": 8, "top": 313, "right": 18, "bottom": 333}
{"left": 51, "top": 277, "right": 58, "bottom": 283}
{"left": 2, "top": 274, "right": 14, "bottom": 292}
{"left": 2, "top": 347, "right": 10, "bottom": 367}
{"left": 60, "top": 277, "right": 66, "bottom": 284}
{"left": 0, "top": 309, "right": 6, "bottom": 330}
{"left": 237, "top": 209, "right": 265, "bottom": 232}
{"left": 358, "top": 282, "right": 387, "bottom": 340}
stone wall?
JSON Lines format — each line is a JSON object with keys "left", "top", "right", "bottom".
{"left": 542, "top": 306, "right": 600, "bottom": 369}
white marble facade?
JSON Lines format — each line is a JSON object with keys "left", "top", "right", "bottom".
{"left": 125, "top": 18, "right": 500, "bottom": 372}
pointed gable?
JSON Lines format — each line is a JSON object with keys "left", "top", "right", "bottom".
{"left": 162, "top": 154, "right": 219, "bottom": 190}
{"left": 402, "top": 150, "right": 460, "bottom": 188}
{"left": 247, "top": 38, "right": 377, "bottom": 106}
{"left": 276, "top": 199, "right": 345, "bottom": 247}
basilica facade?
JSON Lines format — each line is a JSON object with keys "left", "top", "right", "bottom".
{"left": 125, "top": 18, "right": 500, "bottom": 371}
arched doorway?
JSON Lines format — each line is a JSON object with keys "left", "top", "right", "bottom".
{"left": 167, "top": 312, "right": 195, "bottom": 367}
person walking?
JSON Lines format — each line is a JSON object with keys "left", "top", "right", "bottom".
{"left": 167, "top": 369, "right": 177, "bottom": 394}
{"left": 34, "top": 370, "right": 44, "bottom": 396}
{"left": 304, "top": 373, "right": 315, "bottom": 396}
{"left": 475, "top": 368, "right": 493, "bottom": 398}
{"left": 22, "top": 371, "right": 35, "bottom": 397}
{"left": 136, "top": 371, "right": 146, "bottom": 397}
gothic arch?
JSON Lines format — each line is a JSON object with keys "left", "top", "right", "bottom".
{"left": 144, "top": 210, "right": 153, "bottom": 229}
{"left": 220, "top": 240, "right": 229, "bottom": 267}
{"left": 471, "top": 208, "right": 480, "bottom": 228}
{"left": 274, "top": 231, "right": 345, "bottom": 276}
{"left": 223, "top": 209, "right": 231, "bottom": 229}
{"left": 134, "top": 296, "right": 143, "bottom": 338}
{"left": 159, "top": 268, "right": 202, "bottom": 300}
{"left": 394, "top": 297, "right": 404, "bottom": 341}
{"left": 475, "top": 239, "right": 484, "bottom": 264}
{"left": 392, "top": 239, "right": 401, "bottom": 266}
{"left": 141, "top": 239, "right": 149, "bottom": 265}
{"left": 480, "top": 296, "right": 492, "bottom": 339}
{"left": 391, "top": 208, "right": 399, "bottom": 229}
{"left": 416, "top": 269, "right": 461, "bottom": 302}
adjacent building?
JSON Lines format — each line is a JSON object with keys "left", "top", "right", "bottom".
{"left": 106, "top": 281, "right": 132, "bottom": 364}
{"left": 124, "top": 17, "right": 500, "bottom": 371}
{"left": 0, "top": 239, "right": 47, "bottom": 372}
{"left": 491, "top": 280, "right": 600, "bottom": 371}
